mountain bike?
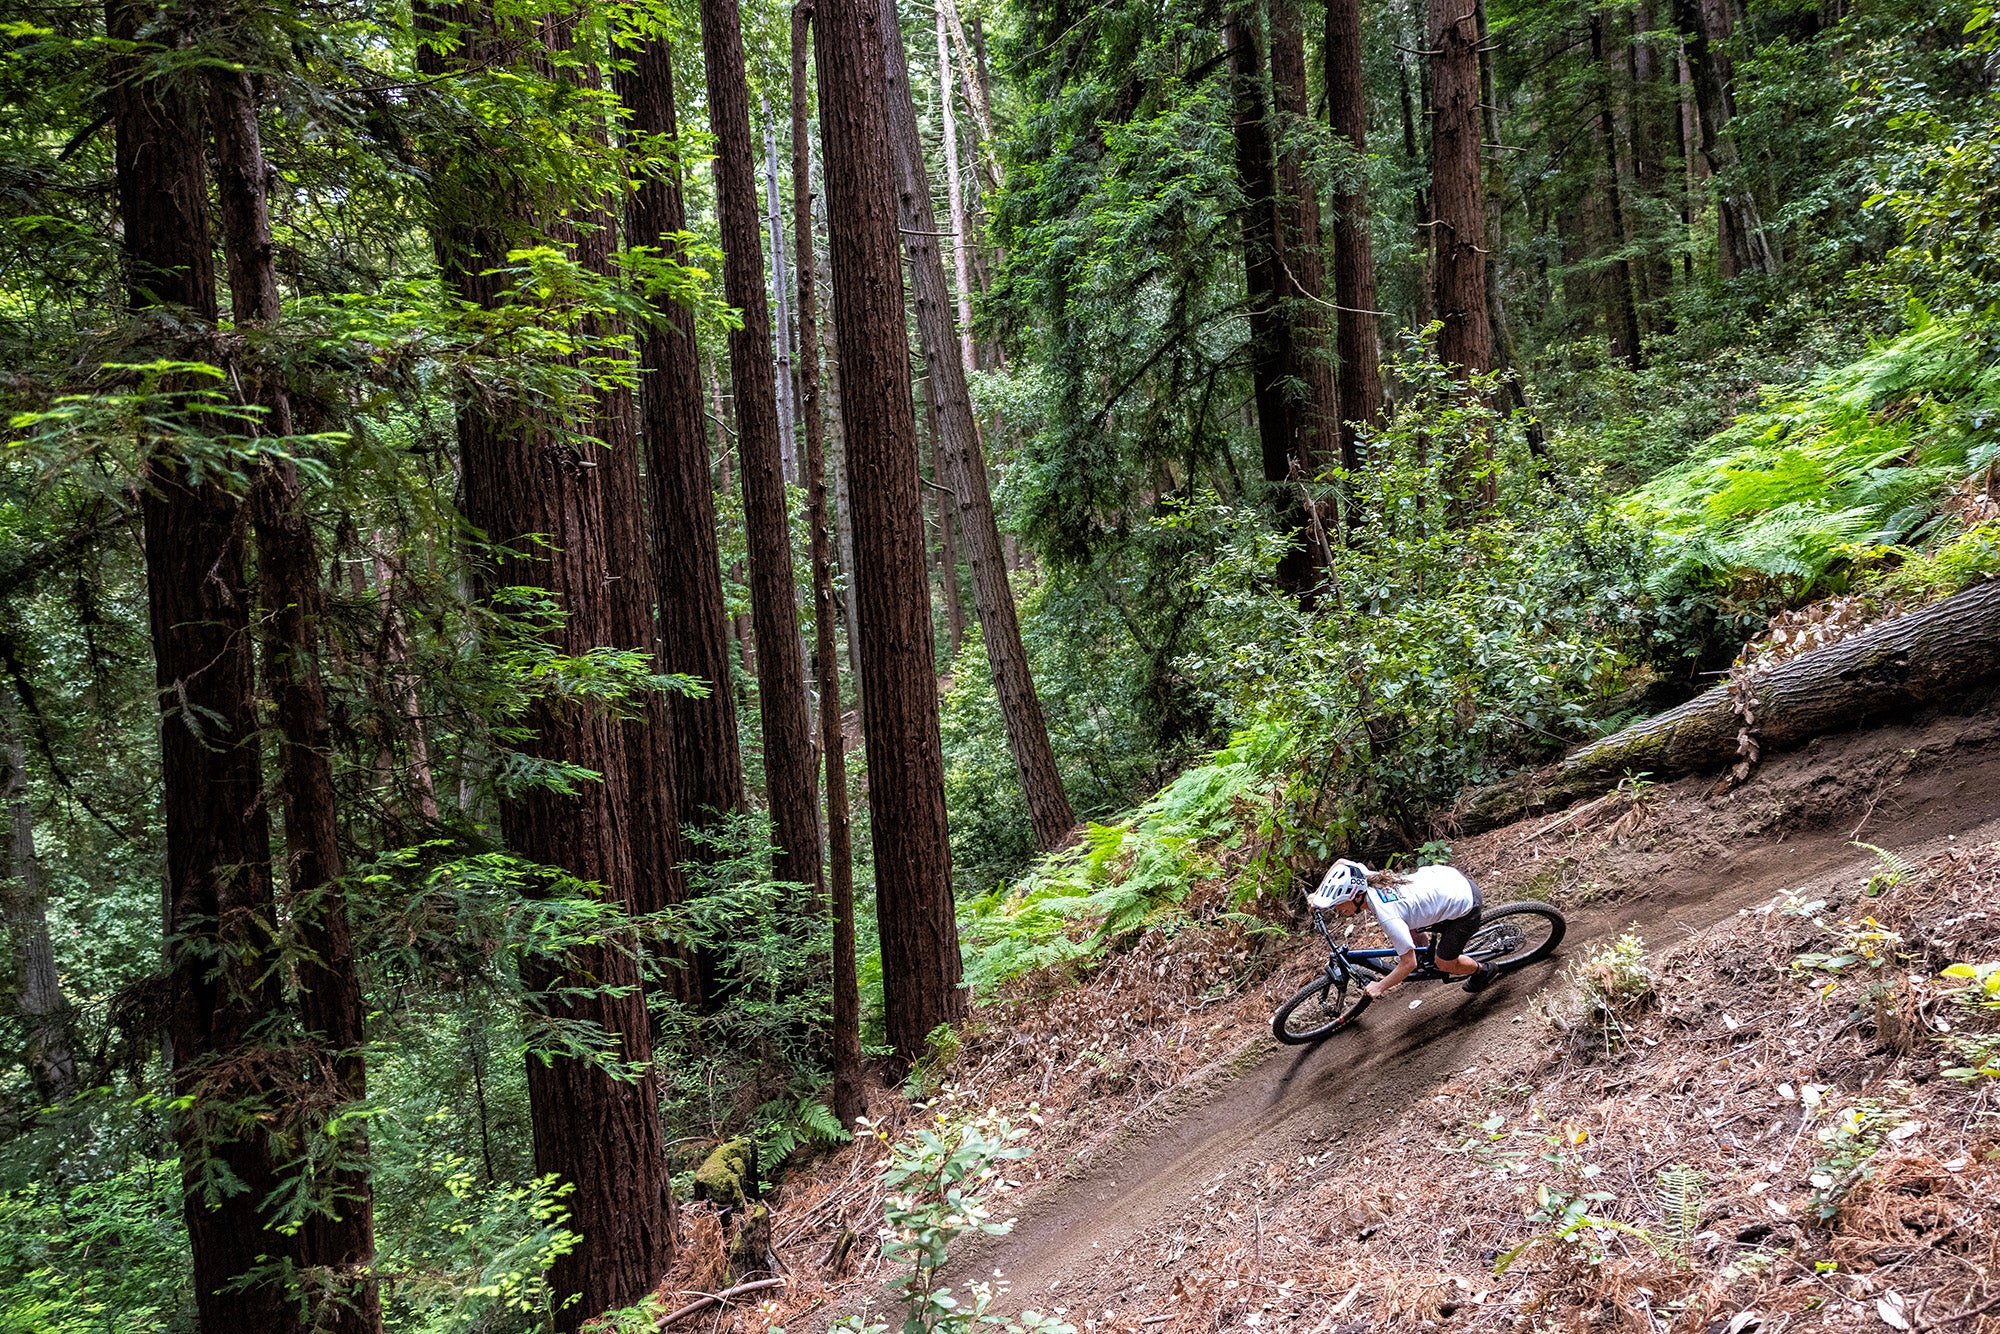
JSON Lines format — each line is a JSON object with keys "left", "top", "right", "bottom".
{"left": 1269, "top": 900, "right": 1566, "bottom": 1044}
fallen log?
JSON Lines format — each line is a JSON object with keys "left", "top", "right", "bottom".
{"left": 1453, "top": 578, "right": 2000, "bottom": 834}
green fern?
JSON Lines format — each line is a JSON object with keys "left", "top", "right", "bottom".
{"left": 1655, "top": 1164, "right": 1704, "bottom": 1261}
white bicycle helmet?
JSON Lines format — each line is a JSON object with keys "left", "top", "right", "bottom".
{"left": 1307, "top": 858, "right": 1370, "bottom": 910}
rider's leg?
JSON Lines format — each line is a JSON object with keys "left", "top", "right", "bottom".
{"left": 1434, "top": 951, "right": 1480, "bottom": 977}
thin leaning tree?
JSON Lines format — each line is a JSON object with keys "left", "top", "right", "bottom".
{"left": 878, "top": 0, "right": 1076, "bottom": 852}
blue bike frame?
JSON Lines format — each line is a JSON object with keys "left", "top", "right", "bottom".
{"left": 1311, "top": 909, "right": 1458, "bottom": 984}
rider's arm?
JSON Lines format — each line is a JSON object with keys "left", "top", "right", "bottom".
{"left": 1367, "top": 950, "right": 1418, "bottom": 998}
{"left": 1365, "top": 899, "right": 1419, "bottom": 998}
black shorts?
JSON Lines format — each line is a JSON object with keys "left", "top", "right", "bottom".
{"left": 1428, "top": 882, "right": 1484, "bottom": 961}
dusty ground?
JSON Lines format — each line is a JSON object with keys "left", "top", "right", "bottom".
{"left": 653, "top": 705, "right": 2000, "bottom": 1334}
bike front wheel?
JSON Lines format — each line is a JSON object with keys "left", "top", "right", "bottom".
{"left": 1271, "top": 969, "right": 1372, "bottom": 1044}
{"left": 1466, "top": 901, "right": 1566, "bottom": 972}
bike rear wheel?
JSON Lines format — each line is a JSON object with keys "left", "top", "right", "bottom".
{"left": 1271, "top": 969, "right": 1372, "bottom": 1044}
{"left": 1466, "top": 902, "right": 1566, "bottom": 972}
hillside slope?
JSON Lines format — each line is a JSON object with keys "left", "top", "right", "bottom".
{"left": 711, "top": 704, "right": 2000, "bottom": 1334}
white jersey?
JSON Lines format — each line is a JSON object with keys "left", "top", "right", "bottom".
{"left": 1367, "top": 864, "right": 1478, "bottom": 955}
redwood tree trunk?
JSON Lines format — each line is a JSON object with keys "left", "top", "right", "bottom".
{"left": 792, "top": 0, "right": 864, "bottom": 1126}
{"left": 1324, "top": 0, "right": 1384, "bottom": 469}
{"left": 878, "top": 0, "right": 1078, "bottom": 850}
{"left": 701, "top": 0, "right": 823, "bottom": 896}
{"left": 813, "top": 0, "right": 967, "bottom": 1062}
{"left": 1223, "top": 3, "right": 1293, "bottom": 489}
{"left": 418, "top": 11, "right": 675, "bottom": 1326}
{"left": 1671, "top": 0, "right": 1777, "bottom": 277}
{"left": 1268, "top": 0, "right": 1340, "bottom": 481}
{"left": 1589, "top": 14, "right": 1644, "bottom": 369}
{"left": 108, "top": 8, "right": 302, "bottom": 1327}
{"left": 617, "top": 34, "right": 749, "bottom": 852}
{"left": 1429, "top": 0, "right": 1491, "bottom": 379}
{"left": 209, "top": 65, "right": 382, "bottom": 1332}
{"left": 1427, "top": 0, "right": 1494, "bottom": 503}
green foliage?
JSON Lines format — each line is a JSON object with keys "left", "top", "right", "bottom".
{"left": 1654, "top": 1165, "right": 1705, "bottom": 1264}
{"left": 1628, "top": 309, "right": 2000, "bottom": 600}
{"left": 955, "top": 721, "right": 1292, "bottom": 995}
{"left": 1534, "top": 933, "right": 1656, "bottom": 1054}
{"left": 650, "top": 813, "right": 837, "bottom": 1162}
{"left": 0, "top": 1156, "right": 190, "bottom": 1333}
{"left": 832, "top": 1096, "right": 1073, "bottom": 1334}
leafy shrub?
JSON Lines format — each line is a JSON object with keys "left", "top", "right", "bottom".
{"left": 955, "top": 722, "right": 1293, "bottom": 995}
{"left": 1535, "top": 933, "right": 1655, "bottom": 1054}
{"left": 833, "top": 1095, "right": 1072, "bottom": 1334}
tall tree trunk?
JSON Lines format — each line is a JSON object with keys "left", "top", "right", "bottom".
{"left": 1428, "top": 0, "right": 1494, "bottom": 502}
{"left": 107, "top": 9, "right": 303, "bottom": 1328}
{"left": 209, "top": 65, "right": 383, "bottom": 1332}
{"left": 370, "top": 553, "right": 441, "bottom": 822}
{"left": 937, "top": 0, "right": 1003, "bottom": 190}
{"left": 1671, "top": 0, "right": 1777, "bottom": 277}
{"left": 791, "top": 0, "right": 864, "bottom": 1127}
{"left": 764, "top": 104, "right": 800, "bottom": 484}
{"left": 1324, "top": 0, "right": 1384, "bottom": 468}
{"left": 0, "top": 703, "right": 74, "bottom": 1105}
{"left": 1428, "top": 0, "right": 1491, "bottom": 379}
{"left": 618, "top": 34, "right": 750, "bottom": 861}
{"left": 935, "top": 0, "right": 977, "bottom": 370}
{"left": 1628, "top": 0, "right": 1676, "bottom": 330}
{"left": 1223, "top": 3, "right": 1293, "bottom": 490}
{"left": 1268, "top": 0, "right": 1340, "bottom": 483}
{"left": 551, "top": 27, "right": 695, "bottom": 982}
{"left": 879, "top": 0, "right": 1078, "bottom": 850}
{"left": 417, "top": 12, "right": 674, "bottom": 1326}
{"left": 701, "top": 0, "right": 823, "bottom": 896}
{"left": 925, "top": 398, "right": 967, "bottom": 660}
{"left": 813, "top": 0, "right": 967, "bottom": 1061}
{"left": 1589, "top": 15, "right": 1644, "bottom": 369}
{"left": 1473, "top": 0, "right": 1546, "bottom": 459}
{"left": 710, "top": 359, "right": 760, "bottom": 686}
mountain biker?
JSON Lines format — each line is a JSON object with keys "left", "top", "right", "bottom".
{"left": 1308, "top": 860, "right": 1495, "bottom": 996}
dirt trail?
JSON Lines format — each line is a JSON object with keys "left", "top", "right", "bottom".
{"left": 941, "top": 710, "right": 2000, "bottom": 1322}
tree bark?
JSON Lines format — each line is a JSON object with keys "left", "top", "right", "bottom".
{"left": 1268, "top": 0, "right": 1340, "bottom": 483}
{"left": 764, "top": 104, "right": 799, "bottom": 484}
{"left": 1429, "top": 0, "right": 1491, "bottom": 382}
{"left": 1324, "top": 0, "right": 1384, "bottom": 468}
{"left": 417, "top": 11, "right": 674, "bottom": 1325}
{"left": 879, "top": 0, "right": 1078, "bottom": 850}
{"left": 1627, "top": 0, "right": 1676, "bottom": 329}
{"left": 1, "top": 702, "right": 74, "bottom": 1105}
{"left": 813, "top": 0, "right": 967, "bottom": 1061}
{"left": 1588, "top": 16, "right": 1644, "bottom": 369}
{"left": 925, "top": 397, "right": 967, "bottom": 660}
{"left": 209, "top": 64, "right": 383, "bottom": 1332}
{"left": 791, "top": 0, "right": 864, "bottom": 1127}
{"left": 618, "top": 34, "right": 750, "bottom": 849}
{"left": 701, "top": 0, "right": 823, "bottom": 896}
{"left": 1398, "top": 44, "right": 1434, "bottom": 332}
{"left": 107, "top": 8, "right": 303, "bottom": 1327}
{"left": 1455, "top": 581, "right": 2000, "bottom": 832}
{"left": 1223, "top": 3, "right": 1294, "bottom": 491}
{"left": 1428, "top": 0, "right": 1494, "bottom": 505}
